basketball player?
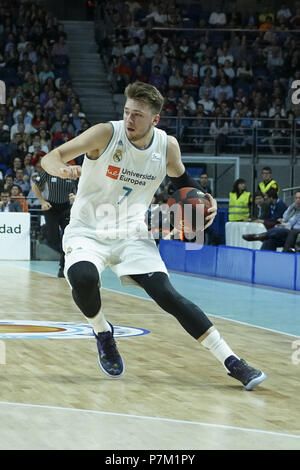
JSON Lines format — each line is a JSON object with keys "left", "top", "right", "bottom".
{"left": 41, "top": 82, "right": 266, "bottom": 390}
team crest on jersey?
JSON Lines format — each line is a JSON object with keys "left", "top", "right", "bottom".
{"left": 113, "top": 149, "right": 123, "bottom": 162}
{"left": 151, "top": 153, "right": 161, "bottom": 161}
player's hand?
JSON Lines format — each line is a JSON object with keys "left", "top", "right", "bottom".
{"left": 204, "top": 194, "right": 217, "bottom": 230}
{"left": 59, "top": 166, "right": 82, "bottom": 179}
{"left": 41, "top": 201, "right": 52, "bottom": 211}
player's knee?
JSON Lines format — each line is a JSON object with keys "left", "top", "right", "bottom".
{"left": 67, "top": 261, "right": 99, "bottom": 294}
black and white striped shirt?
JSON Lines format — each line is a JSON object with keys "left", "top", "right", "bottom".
{"left": 35, "top": 170, "right": 77, "bottom": 204}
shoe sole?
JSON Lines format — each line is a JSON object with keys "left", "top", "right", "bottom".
{"left": 98, "top": 357, "right": 125, "bottom": 379}
{"left": 244, "top": 372, "right": 267, "bottom": 391}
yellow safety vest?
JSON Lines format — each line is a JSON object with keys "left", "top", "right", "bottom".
{"left": 228, "top": 191, "right": 251, "bottom": 221}
{"left": 258, "top": 179, "right": 279, "bottom": 194}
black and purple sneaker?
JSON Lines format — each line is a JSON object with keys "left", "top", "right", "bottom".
{"left": 93, "top": 323, "right": 124, "bottom": 378}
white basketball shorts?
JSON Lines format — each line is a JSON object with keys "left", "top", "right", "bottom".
{"left": 62, "top": 223, "right": 168, "bottom": 287}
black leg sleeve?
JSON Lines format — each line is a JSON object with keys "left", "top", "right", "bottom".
{"left": 130, "top": 272, "right": 213, "bottom": 339}
{"left": 67, "top": 261, "right": 101, "bottom": 318}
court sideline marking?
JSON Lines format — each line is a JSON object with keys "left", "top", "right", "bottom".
{"left": 0, "top": 401, "right": 299, "bottom": 441}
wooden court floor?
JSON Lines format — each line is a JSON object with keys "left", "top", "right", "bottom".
{"left": 0, "top": 265, "right": 299, "bottom": 450}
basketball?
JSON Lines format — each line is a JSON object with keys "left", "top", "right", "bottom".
{"left": 167, "top": 187, "right": 212, "bottom": 232}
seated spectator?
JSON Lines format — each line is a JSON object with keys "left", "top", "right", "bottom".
{"left": 151, "top": 50, "right": 169, "bottom": 76}
{"left": 199, "top": 76, "right": 215, "bottom": 100}
{"left": 267, "top": 46, "right": 284, "bottom": 73}
{"left": 209, "top": 110, "right": 229, "bottom": 152}
{"left": 208, "top": 6, "right": 227, "bottom": 26}
{"left": 214, "top": 78, "right": 233, "bottom": 101}
{"left": 10, "top": 183, "right": 28, "bottom": 212}
{"left": 168, "top": 68, "right": 183, "bottom": 91}
{"left": 10, "top": 114, "right": 37, "bottom": 140}
{"left": 267, "top": 114, "right": 287, "bottom": 154}
{"left": 113, "top": 56, "right": 133, "bottom": 92}
{"left": 183, "top": 67, "right": 200, "bottom": 92}
{"left": 243, "top": 191, "right": 300, "bottom": 251}
{"left": 276, "top": 3, "right": 292, "bottom": 23}
{"left": 217, "top": 46, "right": 234, "bottom": 66}
{"left": 228, "top": 178, "right": 252, "bottom": 221}
{"left": 236, "top": 60, "right": 253, "bottom": 82}
{"left": 199, "top": 57, "right": 217, "bottom": 80}
{"left": 52, "top": 122, "right": 74, "bottom": 147}
{"left": 198, "top": 91, "right": 215, "bottom": 114}
{"left": 131, "top": 64, "right": 148, "bottom": 83}
{"left": 258, "top": 166, "right": 279, "bottom": 196}
{"left": 251, "top": 190, "right": 270, "bottom": 220}
{"left": 252, "top": 188, "right": 287, "bottom": 229}
{"left": 189, "top": 110, "right": 209, "bottom": 146}
{"left": 124, "top": 37, "right": 140, "bottom": 59}
{"left": 0, "top": 190, "right": 22, "bottom": 212}
{"left": 14, "top": 168, "right": 30, "bottom": 197}
{"left": 28, "top": 134, "right": 49, "bottom": 154}
{"left": 23, "top": 153, "right": 36, "bottom": 178}
{"left": 142, "top": 36, "right": 159, "bottom": 60}
{"left": 149, "top": 66, "right": 167, "bottom": 92}
{"left": 223, "top": 60, "right": 235, "bottom": 81}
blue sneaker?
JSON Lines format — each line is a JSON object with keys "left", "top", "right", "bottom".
{"left": 93, "top": 323, "right": 124, "bottom": 378}
{"left": 226, "top": 357, "right": 267, "bottom": 390}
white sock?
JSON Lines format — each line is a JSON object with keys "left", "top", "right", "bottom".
{"left": 200, "top": 328, "right": 239, "bottom": 371}
{"left": 85, "top": 310, "right": 111, "bottom": 334}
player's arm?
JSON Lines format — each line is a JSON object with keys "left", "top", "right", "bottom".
{"left": 166, "top": 135, "right": 217, "bottom": 229}
{"left": 41, "top": 123, "right": 113, "bottom": 179}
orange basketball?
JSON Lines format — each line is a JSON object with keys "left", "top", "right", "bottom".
{"left": 167, "top": 187, "right": 211, "bottom": 232}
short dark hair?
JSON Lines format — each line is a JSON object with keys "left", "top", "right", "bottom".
{"left": 124, "top": 81, "right": 164, "bottom": 114}
{"left": 254, "top": 190, "right": 264, "bottom": 198}
{"left": 262, "top": 166, "right": 272, "bottom": 173}
{"left": 266, "top": 188, "right": 278, "bottom": 199}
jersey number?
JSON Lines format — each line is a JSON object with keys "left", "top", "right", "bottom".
{"left": 117, "top": 186, "right": 133, "bottom": 205}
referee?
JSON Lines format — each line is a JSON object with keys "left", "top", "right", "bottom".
{"left": 32, "top": 168, "right": 77, "bottom": 277}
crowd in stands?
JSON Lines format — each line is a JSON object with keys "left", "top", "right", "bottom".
{"left": 0, "top": 0, "right": 89, "bottom": 214}
{"left": 98, "top": 0, "right": 300, "bottom": 154}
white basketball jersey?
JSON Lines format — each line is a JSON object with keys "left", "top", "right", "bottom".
{"left": 70, "top": 120, "right": 168, "bottom": 237}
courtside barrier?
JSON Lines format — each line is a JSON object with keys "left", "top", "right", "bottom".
{"left": 254, "top": 250, "right": 296, "bottom": 291}
{"left": 159, "top": 240, "right": 300, "bottom": 291}
{"left": 216, "top": 245, "right": 254, "bottom": 284}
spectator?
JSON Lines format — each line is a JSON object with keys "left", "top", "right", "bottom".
{"left": 197, "top": 172, "right": 212, "bottom": 195}
{"left": 10, "top": 183, "right": 28, "bottom": 212}
{"left": 198, "top": 91, "right": 215, "bottom": 115}
{"left": 131, "top": 64, "right": 148, "bottom": 83}
{"left": 0, "top": 190, "right": 22, "bottom": 212}
{"left": 209, "top": 108, "right": 229, "bottom": 152}
{"left": 142, "top": 36, "right": 159, "bottom": 60}
{"left": 256, "top": 188, "right": 287, "bottom": 229}
{"left": 243, "top": 191, "right": 300, "bottom": 251}
{"left": 276, "top": 3, "right": 292, "bottom": 22}
{"left": 214, "top": 78, "right": 233, "bottom": 101}
{"left": 258, "top": 167, "right": 279, "bottom": 196}
{"left": 208, "top": 6, "right": 227, "bottom": 26}
{"left": 228, "top": 178, "right": 252, "bottom": 221}
{"left": 38, "top": 63, "right": 55, "bottom": 84}
{"left": 251, "top": 190, "right": 270, "bottom": 220}
{"left": 14, "top": 168, "right": 30, "bottom": 197}
{"left": 10, "top": 114, "right": 37, "bottom": 140}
